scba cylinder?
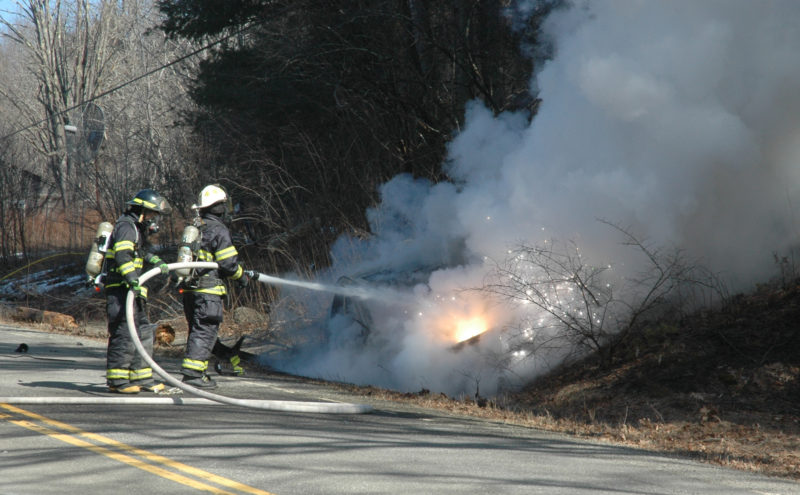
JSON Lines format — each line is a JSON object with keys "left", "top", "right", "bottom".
{"left": 85, "top": 221, "right": 113, "bottom": 277}
{"left": 175, "top": 225, "right": 200, "bottom": 277}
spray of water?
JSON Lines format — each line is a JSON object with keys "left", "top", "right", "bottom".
{"left": 255, "top": 272, "right": 417, "bottom": 306}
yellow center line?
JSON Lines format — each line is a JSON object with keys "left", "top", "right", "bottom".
{"left": 1, "top": 403, "right": 274, "bottom": 495}
{"left": 9, "top": 418, "right": 237, "bottom": 494}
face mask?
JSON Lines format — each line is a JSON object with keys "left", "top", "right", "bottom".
{"left": 145, "top": 216, "right": 160, "bottom": 235}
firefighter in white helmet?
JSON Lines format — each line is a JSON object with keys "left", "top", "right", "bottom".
{"left": 105, "top": 188, "right": 172, "bottom": 394}
{"left": 179, "top": 184, "right": 252, "bottom": 388}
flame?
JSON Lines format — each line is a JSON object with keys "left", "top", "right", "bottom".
{"left": 423, "top": 292, "right": 495, "bottom": 344}
{"left": 454, "top": 316, "right": 488, "bottom": 343}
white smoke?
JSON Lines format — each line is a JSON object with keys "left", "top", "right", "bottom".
{"left": 267, "top": 0, "right": 800, "bottom": 396}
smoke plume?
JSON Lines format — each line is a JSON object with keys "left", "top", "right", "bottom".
{"left": 267, "top": 1, "right": 800, "bottom": 396}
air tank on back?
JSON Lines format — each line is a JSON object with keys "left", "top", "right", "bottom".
{"left": 175, "top": 224, "right": 200, "bottom": 278}
{"left": 85, "top": 221, "right": 113, "bottom": 278}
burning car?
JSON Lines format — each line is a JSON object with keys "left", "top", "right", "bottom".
{"left": 326, "top": 266, "right": 498, "bottom": 352}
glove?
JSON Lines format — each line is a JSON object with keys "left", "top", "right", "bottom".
{"left": 129, "top": 279, "right": 144, "bottom": 298}
{"left": 237, "top": 271, "right": 250, "bottom": 288}
{"left": 150, "top": 256, "right": 169, "bottom": 276}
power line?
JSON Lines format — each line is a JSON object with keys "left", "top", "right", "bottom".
{"left": 0, "top": 23, "right": 255, "bottom": 142}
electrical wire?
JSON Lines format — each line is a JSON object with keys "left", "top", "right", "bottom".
{"left": 0, "top": 20, "right": 258, "bottom": 142}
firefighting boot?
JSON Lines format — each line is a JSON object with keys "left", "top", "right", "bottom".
{"left": 182, "top": 374, "right": 217, "bottom": 389}
{"left": 214, "top": 355, "right": 246, "bottom": 376}
{"left": 109, "top": 384, "right": 141, "bottom": 394}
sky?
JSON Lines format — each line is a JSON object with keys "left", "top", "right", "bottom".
{"left": 0, "top": 1, "right": 19, "bottom": 21}
{"left": 267, "top": 0, "right": 800, "bottom": 398}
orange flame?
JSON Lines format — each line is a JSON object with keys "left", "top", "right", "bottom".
{"left": 454, "top": 316, "right": 488, "bottom": 343}
{"left": 425, "top": 293, "right": 496, "bottom": 344}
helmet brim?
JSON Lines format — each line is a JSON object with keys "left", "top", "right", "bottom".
{"left": 128, "top": 196, "right": 172, "bottom": 214}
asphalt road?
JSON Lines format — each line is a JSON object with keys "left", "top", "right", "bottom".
{"left": 1, "top": 324, "right": 798, "bottom": 495}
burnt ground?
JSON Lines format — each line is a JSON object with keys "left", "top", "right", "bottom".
{"left": 2, "top": 261, "right": 798, "bottom": 482}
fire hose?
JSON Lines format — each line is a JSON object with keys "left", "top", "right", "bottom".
{"left": 0, "top": 262, "right": 372, "bottom": 413}
{"left": 121, "top": 261, "right": 372, "bottom": 413}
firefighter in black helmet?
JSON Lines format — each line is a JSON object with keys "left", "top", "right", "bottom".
{"left": 180, "top": 184, "right": 252, "bottom": 388}
{"left": 105, "top": 188, "right": 172, "bottom": 394}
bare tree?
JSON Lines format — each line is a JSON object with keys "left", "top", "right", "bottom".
{"left": 1, "top": 1, "right": 118, "bottom": 211}
{"left": 483, "top": 222, "right": 723, "bottom": 367}
{"left": 78, "top": 0, "right": 201, "bottom": 232}
{"left": 0, "top": 0, "right": 201, "bottom": 253}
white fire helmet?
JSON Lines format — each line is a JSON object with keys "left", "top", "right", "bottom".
{"left": 192, "top": 184, "right": 229, "bottom": 210}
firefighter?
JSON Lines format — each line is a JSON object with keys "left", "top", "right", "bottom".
{"left": 180, "top": 184, "right": 252, "bottom": 388}
{"left": 105, "top": 189, "right": 172, "bottom": 394}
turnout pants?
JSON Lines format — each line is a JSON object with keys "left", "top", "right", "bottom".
{"left": 182, "top": 291, "right": 223, "bottom": 378}
{"left": 106, "top": 287, "right": 156, "bottom": 388}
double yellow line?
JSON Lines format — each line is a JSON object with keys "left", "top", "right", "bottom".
{"left": 0, "top": 403, "right": 274, "bottom": 495}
